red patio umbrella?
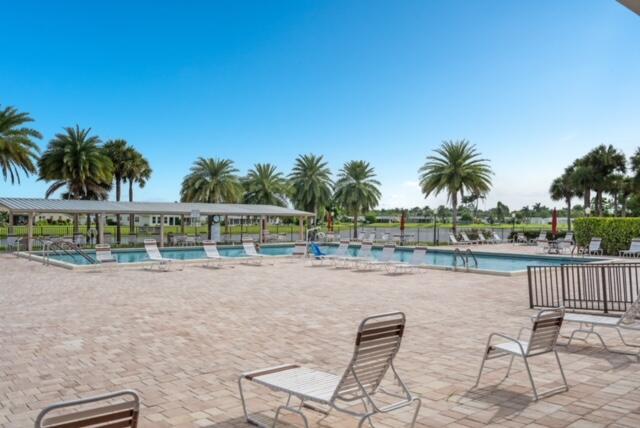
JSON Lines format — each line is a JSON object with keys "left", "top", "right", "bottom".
{"left": 400, "top": 210, "right": 406, "bottom": 243}
{"left": 551, "top": 208, "right": 558, "bottom": 237}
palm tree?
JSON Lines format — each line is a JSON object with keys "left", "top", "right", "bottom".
{"left": 288, "top": 154, "right": 333, "bottom": 223}
{"left": 418, "top": 140, "right": 492, "bottom": 233}
{"left": 242, "top": 163, "right": 289, "bottom": 206}
{"left": 102, "top": 139, "right": 130, "bottom": 243}
{"left": 333, "top": 160, "right": 381, "bottom": 238}
{"left": 549, "top": 169, "right": 576, "bottom": 231}
{"left": 0, "top": 105, "right": 42, "bottom": 184}
{"left": 582, "top": 145, "right": 626, "bottom": 215}
{"left": 38, "top": 125, "right": 113, "bottom": 232}
{"left": 180, "top": 157, "right": 243, "bottom": 236}
{"left": 123, "top": 148, "right": 152, "bottom": 232}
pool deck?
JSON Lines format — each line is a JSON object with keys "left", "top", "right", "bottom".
{"left": 1, "top": 247, "right": 639, "bottom": 427}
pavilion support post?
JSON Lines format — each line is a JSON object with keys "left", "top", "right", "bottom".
{"left": 160, "top": 215, "right": 165, "bottom": 247}
{"left": 98, "top": 213, "right": 105, "bottom": 245}
{"left": 260, "top": 215, "right": 266, "bottom": 244}
{"left": 8, "top": 211, "right": 13, "bottom": 234}
{"left": 27, "top": 212, "right": 34, "bottom": 251}
{"left": 180, "top": 215, "right": 185, "bottom": 234}
{"left": 299, "top": 216, "right": 304, "bottom": 240}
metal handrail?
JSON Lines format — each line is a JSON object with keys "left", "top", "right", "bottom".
{"left": 452, "top": 248, "right": 465, "bottom": 269}
{"left": 465, "top": 248, "right": 478, "bottom": 268}
{"left": 48, "top": 239, "right": 97, "bottom": 264}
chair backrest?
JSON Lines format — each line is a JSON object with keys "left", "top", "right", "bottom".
{"left": 409, "top": 246, "right": 427, "bottom": 265}
{"left": 537, "top": 231, "right": 546, "bottom": 240}
{"left": 526, "top": 307, "right": 564, "bottom": 356}
{"left": 563, "top": 233, "right": 574, "bottom": 243}
{"left": 477, "top": 233, "right": 486, "bottom": 242}
{"left": 449, "top": 234, "right": 458, "bottom": 244}
{"left": 143, "top": 239, "right": 163, "bottom": 260}
{"left": 460, "top": 232, "right": 471, "bottom": 241}
{"left": 378, "top": 244, "right": 395, "bottom": 262}
{"left": 94, "top": 244, "right": 114, "bottom": 263}
{"left": 358, "top": 241, "right": 373, "bottom": 258}
{"left": 589, "top": 237, "right": 602, "bottom": 252}
{"left": 35, "top": 390, "right": 139, "bottom": 428}
{"left": 334, "top": 240, "right": 349, "bottom": 257}
{"left": 310, "top": 242, "right": 325, "bottom": 257}
{"left": 292, "top": 241, "right": 307, "bottom": 256}
{"left": 493, "top": 232, "right": 502, "bottom": 241}
{"left": 202, "top": 240, "right": 220, "bottom": 258}
{"left": 242, "top": 240, "right": 259, "bottom": 256}
{"left": 629, "top": 238, "right": 640, "bottom": 252}
{"left": 333, "top": 312, "right": 406, "bottom": 402}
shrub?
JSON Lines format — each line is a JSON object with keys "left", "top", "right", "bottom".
{"left": 573, "top": 217, "right": 640, "bottom": 255}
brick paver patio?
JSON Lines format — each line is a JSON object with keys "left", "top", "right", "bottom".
{"left": 1, "top": 251, "right": 639, "bottom": 427}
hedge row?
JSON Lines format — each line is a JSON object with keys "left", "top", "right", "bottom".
{"left": 573, "top": 217, "right": 640, "bottom": 255}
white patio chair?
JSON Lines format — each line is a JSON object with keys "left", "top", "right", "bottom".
{"left": 449, "top": 234, "right": 462, "bottom": 246}
{"left": 242, "top": 239, "right": 266, "bottom": 265}
{"left": 474, "top": 307, "right": 568, "bottom": 401}
{"left": 238, "top": 312, "right": 421, "bottom": 428}
{"left": 619, "top": 238, "right": 640, "bottom": 258}
{"left": 561, "top": 296, "right": 640, "bottom": 359}
{"left": 492, "top": 232, "right": 506, "bottom": 244}
{"left": 367, "top": 232, "right": 376, "bottom": 242}
{"left": 292, "top": 241, "right": 308, "bottom": 257}
{"left": 202, "top": 240, "right": 233, "bottom": 268}
{"left": 460, "top": 232, "right": 478, "bottom": 245}
{"left": 362, "top": 243, "right": 396, "bottom": 270}
{"left": 344, "top": 241, "right": 374, "bottom": 267}
{"left": 387, "top": 246, "right": 428, "bottom": 273}
{"left": 321, "top": 240, "right": 350, "bottom": 266}
{"left": 95, "top": 244, "right": 117, "bottom": 263}
{"left": 143, "top": 239, "right": 181, "bottom": 271}
{"left": 35, "top": 389, "right": 140, "bottom": 428}
{"left": 578, "top": 237, "right": 603, "bottom": 256}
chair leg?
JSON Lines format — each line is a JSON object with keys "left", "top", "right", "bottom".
{"left": 616, "top": 328, "right": 640, "bottom": 348}
{"left": 473, "top": 347, "right": 490, "bottom": 388}
{"left": 504, "top": 355, "right": 515, "bottom": 379}
{"left": 409, "top": 398, "right": 422, "bottom": 428}
{"left": 521, "top": 356, "right": 539, "bottom": 401}
{"left": 554, "top": 351, "right": 569, "bottom": 393}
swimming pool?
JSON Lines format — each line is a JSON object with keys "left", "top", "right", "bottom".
{"left": 44, "top": 244, "right": 598, "bottom": 273}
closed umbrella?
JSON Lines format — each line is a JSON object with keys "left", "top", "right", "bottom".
{"left": 551, "top": 208, "right": 558, "bottom": 238}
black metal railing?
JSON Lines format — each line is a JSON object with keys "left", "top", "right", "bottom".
{"left": 528, "top": 263, "right": 640, "bottom": 313}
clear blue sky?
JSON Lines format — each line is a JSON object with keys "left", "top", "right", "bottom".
{"left": 1, "top": 1, "right": 638, "bottom": 210}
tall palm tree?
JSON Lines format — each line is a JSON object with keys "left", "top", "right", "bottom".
{"left": 333, "top": 160, "right": 381, "bottom": 238}
{"left": 0, "top": 105, "right": 42, "bottom": 184}
{"left": 181, "top": 157, "right": 243, "bottom": 236}
{"left": 123, "top": 148, "right": 152, "bottom": 232}
{"left": 242, "top": 163, "right": 289, "bottom": 206}
{"left": 549, "top": 169, "right": 576, "bottom": 231}
{"left": 568, "top": 160, "right": 595, "bottom": 211}
{"left": 288, "top": 154, "right": 333, "bottom": 223}
{"left": 418, "top": 140, "right": 492, "bottom": 233}
{"left": 582, "top": 145, "right": 626, "bottom": 215}
{"left": 102, "top": 139, "right": 130, "bottom": 243}
{"left": 38, "top": 125, "right": 113, "bottom": 232}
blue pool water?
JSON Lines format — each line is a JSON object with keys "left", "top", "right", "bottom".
{"left": 46, "top": 244, "right": 596, "bottom": 272}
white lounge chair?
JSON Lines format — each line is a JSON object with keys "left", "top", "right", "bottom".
{"left": 619, "top": 238, "right": 640, "bottom": 258}
{"left": 367, "top": 232, "right": 376, "bottom": 242}
{"left": 292, "top": 241, "right": 308, "bottom": 257}
{"left": 95, "top": 244, "right": 116, "bottom": 263}
{"left": 557, "top": 233, "right": 574, "bottom": 253}
{"left": 344, "top": 241, "right": 374, "bottom": 267}
{"left": 35, "top": 390, "right": 140, "bottom": 428}
{"left": 362, "top": 243, "right": 396, "bottom": 269}
{"left": 201, "top": 240, "right": 235, "bottom": 268}
{"left": 561, "top": 296, "right": 640, "bottom": 359}
{"left": 319, "top": 240, "right": 350, "bottom": 266}
{"left": 449, "top": 234, "right": 464, "bottom": 246}
{"left": 144, "top": 239, "right": 181, "bottom": 271}
{"left": 474, "top": 307, "right": 568, "bottom": 401}
{"left": 238, "top": 312, "right": 421, "bottom": 427}
{"left": 477, "top": 233, "right": 488, "bottom": 244}
{"left": 492, "top": 232, "right": 506, "bottom": 244}
{"left": 578, "top": 237, "right": 603, "bottom": 256}
{"left": 242, "top": 239, "right": 266, "bottom": 264}
{"left": 515, "top": 233, "right": 529, "bottom": 245}
{"left": 387, "top": 246, "right": 429, "bottom": 273}
{"left": 460, "top": 232, "right": 478, "bottom": 245}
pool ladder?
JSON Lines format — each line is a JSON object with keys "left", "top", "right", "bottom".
{"left": 453, "top": 248, "right": 478, "bottom": 270}
{"left": 35, "top": 238, "right": 97, "bottom": 266}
